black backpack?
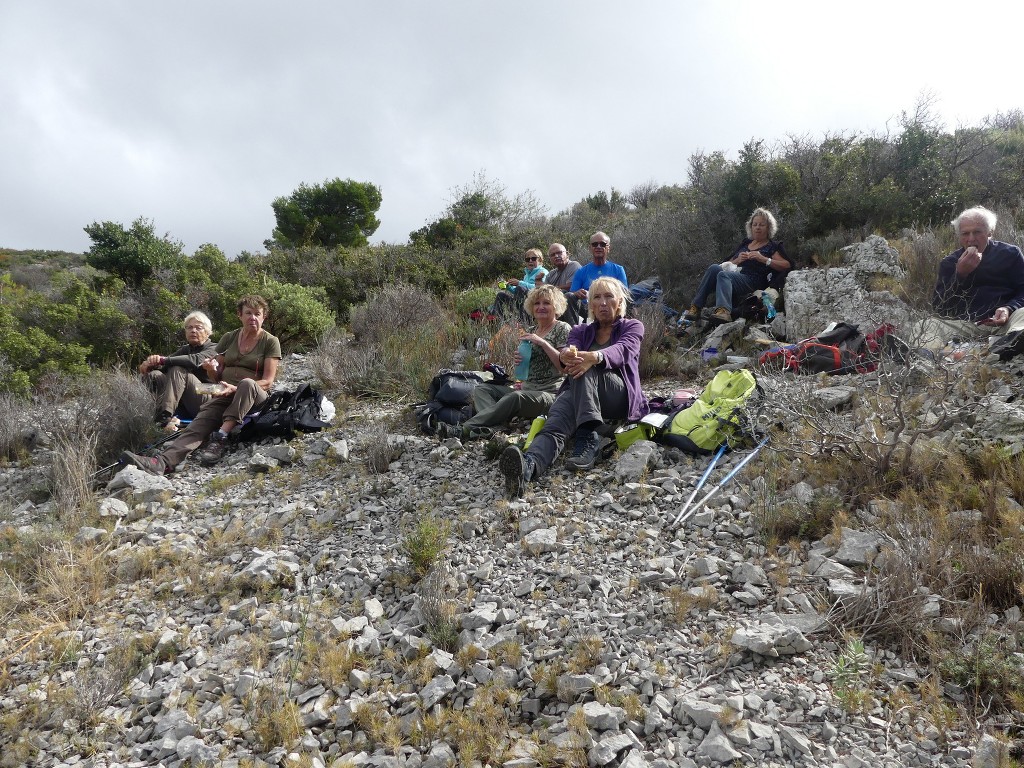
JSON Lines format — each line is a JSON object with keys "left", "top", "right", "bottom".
{"left": 415, "top": 370, "right": 486, "bottom": 433}
{"left": 236, "top": 384, "right": 330, "bottom": 442}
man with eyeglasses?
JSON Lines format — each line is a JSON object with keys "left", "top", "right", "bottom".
{"left": 543, "top": 243, "right": 581, "bottom": 291}
{"left": 565, "top": 232, "right": 628, "bottom": 322}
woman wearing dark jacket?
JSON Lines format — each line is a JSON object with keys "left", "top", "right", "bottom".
{"left": 682, "top": 208, "right": 790, "bottom": 325}
{"left": 139, "top": 311, "right": 217, "bottom": 428}
{"left": 500, "top": 276, "right": 648, "bottom": 497}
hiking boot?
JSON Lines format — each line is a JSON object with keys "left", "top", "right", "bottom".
{"left": 681, "top": 304, "right": 702, "bottom": 323}
{"left": 436, "top": 422, "right": 465, "bottom": 440}
{"left": 708, "top": 307, "right": 732, "bottom": 325}
{"left": 466, "top": 426, "right": 495, "bottom": 441}
{"left": 565, "top": 429, "right": 604, "bottom": 472}
{"left": 199, "top": 432, "right": 228, "bottom": 466}
{"left": 120, "top": 450, "right": 166, "bottom": 476}
{"left": 499, "top": 445, "right": 535, "bottom": 498}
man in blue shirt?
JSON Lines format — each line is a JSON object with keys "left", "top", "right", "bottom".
{"left": 931, "top": 206, "right": 1024, "bottom": 358}
{"left": 566, "top": 232, "right": 628, "bottom": 322}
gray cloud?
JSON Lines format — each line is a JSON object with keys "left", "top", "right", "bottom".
{"left": 3, "top": 0, "right": 1022, "bottom": 257}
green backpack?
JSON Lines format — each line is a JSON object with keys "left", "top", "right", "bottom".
{"left": 658, "top": 369, "right": 759, "bottom": 454}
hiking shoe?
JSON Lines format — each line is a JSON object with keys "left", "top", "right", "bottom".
{"left": 565, "top": 429, "right": 604, "bottom": 471}
{"left": 466, "top": 426, "right": 495, "bottom": 441}
{"left": 199, "top": 432, "right": 228, "bottom": 466}
{"left": 708, "top": 307, "right": 732, "bottom": 325}
{"left": 499, "top": 445, "right": 535, "bottom": 498}
{"left": 436, "top": 422, "right": 464, "bottom": 440}
{"left": 120, "top": 450, "right": 166, "bottom": 476}
{"left": 681, "top": 304, "right": 702, "bottom": 323}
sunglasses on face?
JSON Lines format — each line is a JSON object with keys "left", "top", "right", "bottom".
{"left": 525, "top": 256, "right": 541, "bottom": 262}
{"left": 590, "top": 242, "right": 608, "bottom": 248}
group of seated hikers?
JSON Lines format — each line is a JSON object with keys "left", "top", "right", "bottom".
{"left": 121, "top": 294, "right": 282, "bottom": 476}
{"left": 122, "top": 205, "right": 1024, "bottom": 494}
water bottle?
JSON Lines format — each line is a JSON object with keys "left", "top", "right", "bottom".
{"left": 523, "top": 415, "right": 546, "bottom": 450}
{"left": 761, "top": 289, "right": 777, "bottom": 320}
{"left": 515, "top": 339, "right": 532, "bottom": 381}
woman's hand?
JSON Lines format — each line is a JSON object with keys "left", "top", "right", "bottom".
{"left": 559, "top": 347, "right": 600, "bottom": 379}
{"left": 201, "top": 357, "right": 222, "bottom": 381}
{"left": 139, "top": 354, "right": 163, "bottom": 374}
{"left": 217, "top": 382, "right": 237, "bottom": 397}
{"left": 521, "top": 332, "right": 542, "bottom": 345}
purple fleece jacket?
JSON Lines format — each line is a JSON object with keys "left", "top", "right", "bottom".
{"left": 565, "top": 318, "right": 649, "bottom": 422}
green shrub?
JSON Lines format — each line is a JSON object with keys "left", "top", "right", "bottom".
{"left": 260, "top": 278, "right": 336, "bottom": 351}
{"left": 455, "top": 286, "right": 498, "bottom": 317}
{"left": 402, "top": 516, "right": 451, "bottom": 579}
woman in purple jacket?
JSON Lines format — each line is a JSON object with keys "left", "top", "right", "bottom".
{"left": 500, "top": 276, "right": 648, "bottom": 497}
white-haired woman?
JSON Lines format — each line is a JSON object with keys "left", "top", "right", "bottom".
{"left": 499, "top": 276, "right": 648, "bottom": 497}
{"left": 138, "top": 310, "right": 217, "bottom": 429}
{"left": 682, "top": 207, "right": 791, "bottom": 325}
{"left": 440, "top": 284, "right": 571, "bottom": 440}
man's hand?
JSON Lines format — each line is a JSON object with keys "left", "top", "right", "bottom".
{"left": 573, "top": 287, "right": 588, "bottom": 298}
{"left": 956, "top": 246, "right": 982, "bottom": 279}
{"left": 978, "top": 306, "right": 1010, "bottom": 326}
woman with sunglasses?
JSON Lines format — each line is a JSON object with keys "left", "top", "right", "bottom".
{"left": 493, "top": 248, "right": 548, "bottom": 320}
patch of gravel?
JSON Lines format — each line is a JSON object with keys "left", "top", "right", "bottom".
{"left": 0, "top": 352, "right": 1019, "bottom": 767}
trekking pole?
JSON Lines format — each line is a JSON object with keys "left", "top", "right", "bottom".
{"left": 671, "top": 443, "right": 728, "bottom": 527}
{"left": 672, "top": 435, "right": 770, "bottom": 529}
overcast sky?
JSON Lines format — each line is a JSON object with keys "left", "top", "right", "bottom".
{"left": 3, "top": 1, "right": 1022, "bottom": 257}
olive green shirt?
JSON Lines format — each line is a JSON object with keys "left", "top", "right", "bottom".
{"left": 215, "top": 329, "right": 282, "bottom": 386}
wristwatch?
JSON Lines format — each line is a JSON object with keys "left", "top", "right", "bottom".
{"left": 764, "top": 256, "right": 771, "bottom": 266}
{"left": 595, "top": 351, "right": 605, "bottom": 365}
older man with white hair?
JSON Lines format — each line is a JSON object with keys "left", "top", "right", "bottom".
{"left": 932, "top": 206, "right": 1024, "bottom": 358}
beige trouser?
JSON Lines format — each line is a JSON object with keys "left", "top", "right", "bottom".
{"left": 158, "top": 379, "right": 267, "bottom": 470}
{"left": 144, "top": 366, "right": 209, "bottom": 419}
{"left": 914, "top": 307, "right": 1024, "bottom": 350}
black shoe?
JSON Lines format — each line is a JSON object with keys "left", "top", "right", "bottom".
{"left": 120, "top": 450, "right": 167, "bottom": 476}
{"left": 199, "top": 432, "right": 228, "bottom": 466}
{"left": 990, "top": 330, "right": 1024, "bottom": 361}
{"left": 500, "top": 445, "right": 535, "bottom": 498}
{"left": 566, "top": 429, "right": 604, "bottom": 472}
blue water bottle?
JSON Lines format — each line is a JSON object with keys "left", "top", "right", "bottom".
{"left": 515, "top": 339, "right": 532, "bottom": 381}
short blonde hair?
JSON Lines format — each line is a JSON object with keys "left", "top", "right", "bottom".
{"left": 745, "top": 208, "right": 779, "bottom": 239}
{"left": 587, "top": 276, "right": 628, "bottom": 321}
{"left": 524, "top": 247, "right": 544, "bottom": 263}
{"left": 524, "top": 283, "right": 568, "bottom": 318}
{"left": 182, "top": 311, "right": 212, "bottom": 334}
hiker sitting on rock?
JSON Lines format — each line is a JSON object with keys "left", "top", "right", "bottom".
{"left": 493, "top": 248, "right": 549, "bottom": 320}
{"left": 682, "top": 208, "right": 790, "bottom": 325}
{"left": 499, "top": 277, "right": 648, "bottom": 497}
{"left": 139, "top": 311, "right": 217, "bottom": 430}
{"left": 122, "top": 295, "right": 282, "bottom": 474}
{"left": 437, "top": 284, "right": 571, "bottom": 441}
{"left": 931, "top": 206, "right": 1024, "bottom": 358}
